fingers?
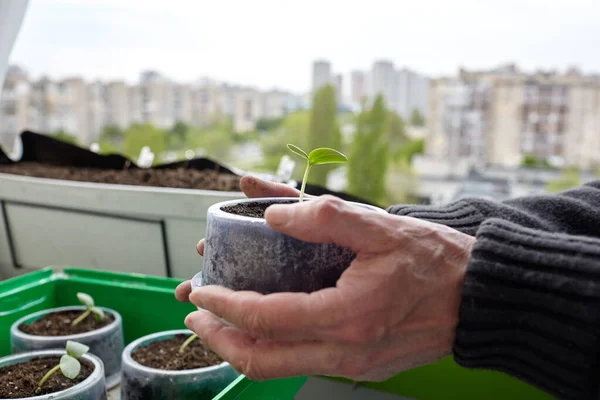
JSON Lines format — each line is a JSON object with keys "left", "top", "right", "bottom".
{"left": 189, "top": 285, "right": 352, "bottom": 341}
{"left": 265, "top": 195, "right": 395, "bottom": 253}
{"left": 196, "top": 238, "right": 205, "bottom": 256}
{"left": 240, "top": 175, "right": 307, "bottom": 198}
{"left": 184, "top": 310, "right": 344, "bottom": 380}
{"left": 175, "top": 280, "right": 192, "bottom": 302}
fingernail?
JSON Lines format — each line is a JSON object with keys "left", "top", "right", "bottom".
{"left": 265, "top": 205, "right": 290, "bottom": 226}
{"left": 184, "top": 313, "right": 193, "bottom": 329}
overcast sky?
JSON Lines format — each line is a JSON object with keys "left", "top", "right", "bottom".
{"left": 8, "top": 0, "right": 600, "bottom": 92}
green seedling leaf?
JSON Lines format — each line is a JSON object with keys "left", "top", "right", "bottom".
{"left": 73, "top": 293, "right": 104, "bottom": 326}
{"left": 286, "top": 143, "right": 349, "bottom": 202}
{"left": 308, "top": 148, "right": 348, "bottom": 166}
{"left": 77, "top": 292, "right": 94, "bottom": 308}
{"left": 59, "top": 355, "right": 81, "bottom": 380}
{"left": 38, "top": 341, "right": 88, "bottom": 389}
{"left": 287, "top": 144, "right": 309, "bottom": 160}
{"left": 90, "top": 307, "right": 105, "bottom": 321}
{"left": 66, "top": 340, "right": 89, "bottom": 358}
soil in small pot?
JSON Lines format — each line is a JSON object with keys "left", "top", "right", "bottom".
{"left": 221, "top": 200, "right": 296, "bottom": 218}
{"left": 131, "top": 334, "right": 223, "bottom": 371}
{"left": 0, "top": 162, "right": 241, "bottom": 192}
{"left": 19, "top": 310, "right": 115, "bottom": 336}
{"left": 0, "top": 356, "right": 94, "bottom": 398}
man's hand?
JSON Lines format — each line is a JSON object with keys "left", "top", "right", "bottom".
{"left": 175, "top": 175, "right": 310, "bottom": 302}
{"left": 181, "top": 194, "right": 475, "bottom": 382}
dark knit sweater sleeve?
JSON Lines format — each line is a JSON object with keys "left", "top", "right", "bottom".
{"left": 387, "top": 180, "right": 600, "bottom": 238}
{"left": 454, "top": 219, "right": 600, "bottom": 399}
{"left": 387, "top": 182, "right": 600, "bottom": 399}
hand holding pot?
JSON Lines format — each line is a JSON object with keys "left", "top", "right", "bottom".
{"left": 183, "top": 195, "right": 475, "bottom": 381}
{"left": 176, "top": 175, "right": 310, "bottom": 299}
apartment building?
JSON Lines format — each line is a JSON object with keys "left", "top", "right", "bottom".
{"left": 312, "top": 60, "right": 332, "bottom": 93}
{"left": 361, "top": 61, "right": 429, "bottom": 119}
{"left": 426, "top": 65, "right": 600, "bottom": 170}
{"left": 311, "top": 60, "right": 343, "bottom": 103}
{"left": 105, "top": 81, "right": 129, "bottom": 129}
{"left": 0, "top": 66, "right": 30, "bottom": 146}
{"left": 233, "top": 89, "right": 263, "bottom": 133}
{"left": 350, "top": 70, "right": 365, "bottom": 105}
{"left": 0, "top": 65, "right": 306, "bottom": 146}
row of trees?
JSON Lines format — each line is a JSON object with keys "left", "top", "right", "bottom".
{"left": 257, "top": 84, "right": 423, "bottom": 205}
{"left": 305, "top": 85, "right": 426, "bottom": 204}
{"left": 94, "top": 118, "right": 238, "bottom": 164}
{"left": 49, "top": 85, "right": 424, "bottom": 204}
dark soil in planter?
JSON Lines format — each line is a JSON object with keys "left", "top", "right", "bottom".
{"left": 0, "top": 356, "right": 93, "bottom": 398}
{"left": 19, "top": 310, "right": 115, "bottom": 336}
{"left": 222, "top": 200, "right": 296, "bottom": 218}
{"left": 0, "top": 162, "right": 241, "bottom": 191}
{"left": 131, "top": 334, "right": 223, "bottom": 371}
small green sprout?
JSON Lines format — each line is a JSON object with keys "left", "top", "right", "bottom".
{"left": 286, "top": 144, "right": 348, "bottom": 202}
{"left": 71, "top": 293, "right": 105, "bottom": 327}
{"left": 37, "top": 341, "right": 89, "bottom": 390}
{"left": 179, "top": 333, "right": 198, "bottom": 354}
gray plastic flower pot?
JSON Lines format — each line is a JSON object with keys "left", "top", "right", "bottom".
{"left": 195, "top": 197, "right": 386, "bottom": 294}
{"left": 10, "top": 306, "right": 124, "bottom": 390}
{"left": 120, "top": 329, "right": 239, "bottom": 400}
{"left": 0, "top": 349, "right": 107, "bottom": 399}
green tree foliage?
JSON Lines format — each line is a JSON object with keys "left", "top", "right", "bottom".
{"left": 546, "top": 166, "right": 581, "bottom": 193}
{"left": 168, "top": 121, "right": 189, "bottom": 149}
{"left": 255, "top": 118, "right": 283, "bottom": 132}
{"left": 52, "top": 130, "right": 79, "bottom": 146}
{"left": 122, "top": 123, "right": 167, "bottom": 162}
{"left": 185, "top": 119, "right": 233, "bottom": 162}
{"left": 99, "top": 125, "right": 123, "bottom": 145}
{"left": 522, "top": 154, "right": 552, "bottom": 168}
{"left": 394, "top": 138, "right": 425, "bottom": 163}
{"left": 98, "top": 125, "right": 123, "bottom": 154}
{"left": 307, "top": 85, "right": 341, "bottom": 186}
{"left": 347, "top": 95, "right": 389, "bottom": 204}
{"left": 97, "top": 140, "right": 120, "bottom": 155}
{"left": 409, "top": 109, "right": 425, "bottom": 127}
{"left": 257, "top": 111, "right": 310, "bottom": 174}
{"left": 385, "top": 158, "right": 419, "bottom": 205}
{"left": 171, "top": 121, "right": 189, "bottom": 140}
{"left": 386, "top": 111, "right": 407, "bottom": 149}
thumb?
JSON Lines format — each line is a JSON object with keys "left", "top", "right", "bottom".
{"left": 265, "top": 195, "right": 392, "bottom": 253}
{"left": 240, "top": 175, "right": 304, "bottom": 198}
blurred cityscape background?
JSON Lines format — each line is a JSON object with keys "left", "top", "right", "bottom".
{"left": 1, "top": 0, "right": 599, "bottom": 207}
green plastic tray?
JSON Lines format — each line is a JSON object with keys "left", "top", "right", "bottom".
{"left": 0, "top": 268, "right": 552, "bottom": 399}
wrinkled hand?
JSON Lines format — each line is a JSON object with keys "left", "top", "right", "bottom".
{"left": 177, "top": 192, "right": 475, "bottom": 382}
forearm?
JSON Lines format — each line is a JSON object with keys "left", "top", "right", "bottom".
{"left": 387, "top": 181, "right": 600, "bottom": 238}
{"left": 454, "top": 218, "right": 600, "bottom": 400}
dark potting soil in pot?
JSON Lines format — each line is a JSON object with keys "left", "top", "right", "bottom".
{"left": 131, "top": 334, "right": 223, "bottom": 370}
{"left": 19, "top": 310, "right": 115, "bottom": 336}
{"left": 221, "top": 200, "right": 296, "bottom": 218}
{"left": 0, "top": 162, "right": 241, "bottom": 191}
{"left": 0, "top": 356, "right": 93, "bottom": 398}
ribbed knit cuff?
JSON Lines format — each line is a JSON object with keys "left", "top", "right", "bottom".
{"left": 454, "top": 218, "right": 600, "bottom": 400}
{"left": 386, "top": 200, "right": 486, "bottom": 236}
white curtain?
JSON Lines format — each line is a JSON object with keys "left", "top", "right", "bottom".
{"left": 0, "top": 0, "right": 29, "bottom": 89}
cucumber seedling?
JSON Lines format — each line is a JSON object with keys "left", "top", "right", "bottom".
{"left": 286, "top": 144, "right": 348, "bottom": 202}
{"left": 72, "top": 292, "right": 105, "bottom": 327}
{"left": 37, "top": 341, "right": 89, "bottom": 391}
{"left": 179, "top": 333, "right": 198, "bottom": 354}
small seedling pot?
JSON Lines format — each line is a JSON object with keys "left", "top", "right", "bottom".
{"left": 0, "top": 349, "right": 106, "bottom": 399}
{"left": 120, "top": 329, "right": 239, "bottom": 400}
{"left": 195, "top": 197, "right": 386, "bottom": 293}
{"left": 10, "top": 306, "right": 124, "bottom": 390}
